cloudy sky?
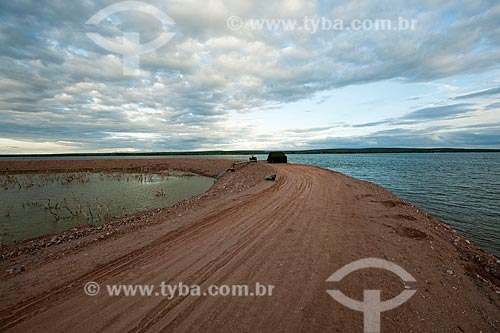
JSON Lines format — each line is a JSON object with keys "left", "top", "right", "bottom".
{"left": 1, "top": 0, "right": 499, "bottom": 154}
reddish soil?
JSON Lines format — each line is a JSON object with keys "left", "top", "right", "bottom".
{"left": 0, "top": 158, "right": 236, "bottom": 177}
{"left": 0, "top": 159, "right": 499, "bottom": 332}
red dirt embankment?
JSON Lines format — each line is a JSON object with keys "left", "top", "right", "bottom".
{"left": 0, "top": 158, "right": 236, "bottom": 177}
{"left": 0, "top": 159, "right": 499, "bottom": 332}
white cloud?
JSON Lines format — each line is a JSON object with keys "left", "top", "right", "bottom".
{"left": 0, "top": 0, "right": 499, "bottom": 152}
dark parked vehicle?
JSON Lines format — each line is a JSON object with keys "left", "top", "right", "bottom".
{"left": 267, "top": 152, "right": 287, "bottom": 163}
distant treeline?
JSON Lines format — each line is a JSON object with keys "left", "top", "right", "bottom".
{"left": 285, "top": 148, "right": 500, "bottom": 154}
{"left": 2, "top": 148, "right": 500, "bottom": 158}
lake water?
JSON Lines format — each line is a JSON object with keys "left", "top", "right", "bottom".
{"left": 0, "top": 171, "right": 213, "bottom": 244}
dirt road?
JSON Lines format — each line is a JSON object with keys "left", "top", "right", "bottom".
{"left": 1, "top": 162, "right": 499, "bottom": 332}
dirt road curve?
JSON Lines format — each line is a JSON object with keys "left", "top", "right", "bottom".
{"left": 1, "top": 162, "right": 499, "bottom": 332}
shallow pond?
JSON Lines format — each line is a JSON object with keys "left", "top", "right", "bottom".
{"left": 0, "top": 171, "right": 213, "bottom": 244}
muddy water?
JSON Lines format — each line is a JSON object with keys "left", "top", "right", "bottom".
{"left": 0, "top": 171, "right": 213, "bottom": 244}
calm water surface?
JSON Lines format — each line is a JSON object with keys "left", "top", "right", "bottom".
{"left": 0, "top": 171, "right": 213, "bottom": 244}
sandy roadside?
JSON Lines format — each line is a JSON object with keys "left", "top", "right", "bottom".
{"left": 0, "top": 159, "right": 499, "bottom": 332}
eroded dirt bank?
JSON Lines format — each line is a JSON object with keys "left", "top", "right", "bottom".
{"left": 0, "top": 159, "right": 499, "bottom": 332}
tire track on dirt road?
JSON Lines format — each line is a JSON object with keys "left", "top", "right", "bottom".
{"left": 2, "top": 163, "right": 500, "bottom": 332}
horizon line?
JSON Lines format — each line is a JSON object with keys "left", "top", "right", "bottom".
{"left": 2, "top": 147, "right": 500, "bottom": 157}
